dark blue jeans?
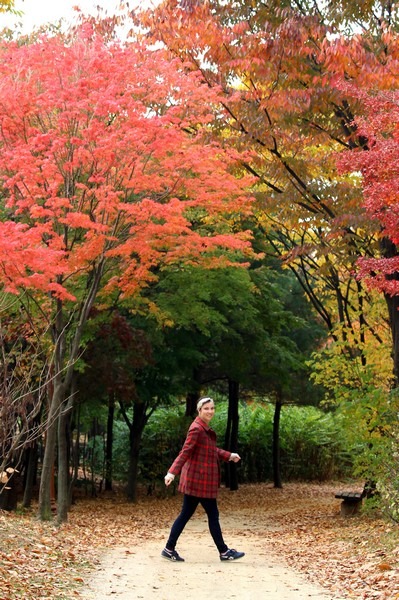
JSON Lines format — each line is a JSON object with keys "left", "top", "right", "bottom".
{"left": 166, "top": 494, "right": 228, "bottom": 553}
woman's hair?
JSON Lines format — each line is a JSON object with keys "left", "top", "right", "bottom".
{"left": 197, "top": 397, "right": 214, "bottom": 411}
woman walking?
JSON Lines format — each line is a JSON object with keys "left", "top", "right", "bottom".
{"left": 162, "top": 396, "right": 245, "bottom": 562}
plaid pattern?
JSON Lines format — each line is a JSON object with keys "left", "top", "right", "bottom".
{"left": 169, "top": 416, "right": 231, "bottom": 498}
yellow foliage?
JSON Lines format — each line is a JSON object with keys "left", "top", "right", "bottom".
{"left": 308, "top": 289, "right": 394, "bottom": 408}
{"left": 0, "top": 0, "right": 14, "bottom": 13}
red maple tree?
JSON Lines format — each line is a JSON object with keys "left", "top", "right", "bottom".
{"left": 337, "top": 83, "right": 399, "bottom": 296}
{"left": 0, "top": 28, "right": 253, "bottom": 299}
{"left": 0, "top": 23, "right": 254, "bottom": 520}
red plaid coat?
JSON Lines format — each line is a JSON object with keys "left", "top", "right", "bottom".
{"left": 168, "top": 417, "right": 231, "bottom": 498}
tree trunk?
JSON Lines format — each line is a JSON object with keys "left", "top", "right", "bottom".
{"left": 126, "top": 402, "right": 149, "bottom": 502}
{"left": 381, "top": 238, "right": 399, "bottom": 386}
{"left": 89, "top": 418, "right": 99, "bottom": 497}
{"left": 70, "top": 404, "right": 81, "bottom": 506}
{"left": 225, "top": 379, "right": 239, "bottom": 491}
{"left": 105, "top": 394, "right": 115, "bottom": 491}
{"left": 38, "top": 262, "right": 106, "bottom": 521}
{"left": 22, "top": 443, "right": 38, "bottom": 508}
{"left": 385, "top": 291, "right": 399, "bottom": 386}
{"left": 273, "top": 398, "right": 283, "bottom": 488}
{"left": 57, "top": 397, "right": 73, "bottom": 524}
{"left": 185, "top": 391, "right": 199, "bottom": 418}
{"left": 127, "top": 428, "right": 140, "bottom": 503}
{"left": 185, "top": 370, "right": 201, "bottom": 417}
{"left": 0, "top": 467, "right": 19, "bottom": 511}
{"left": 38, "top": 382, "right": 64, "bottom": 520}
{"left": 224, "top": 393, "right": 232, "bottom": 489}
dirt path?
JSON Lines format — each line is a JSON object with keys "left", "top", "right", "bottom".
{"left": 81, "top": 517, "right": 344, "bottom": 600}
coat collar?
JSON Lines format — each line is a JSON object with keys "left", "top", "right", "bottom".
{"left": 194, "top": 415, "right": 212, "bottom": 432}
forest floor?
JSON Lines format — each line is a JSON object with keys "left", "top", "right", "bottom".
{"left": 1, "top": 482, "right": 399, "bottom": 599}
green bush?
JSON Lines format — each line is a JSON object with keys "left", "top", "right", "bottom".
{"left": 279, "top": 405, "right": 352, "bottom": 481}
{"left": 136, "top": 400, "right": 352, "bottom": 486}
{"left": 139, "top": 406, "right": 191, "bottom": 485}
{"left": 111, "top": 420, "right": 131, "bottom": 481}
{"left": 230, "top": 403, "right": 274, "bottom": 482}
{"left": 346, "top": 388, "right": 399, "bottom": 521}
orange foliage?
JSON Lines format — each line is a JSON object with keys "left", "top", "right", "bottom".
{"left": 0, "top": 23, "right": 255, "bottom": 302}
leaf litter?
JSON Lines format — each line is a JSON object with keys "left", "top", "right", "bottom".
{"left": 1, "top": 482, "right": 398, "bottom": 600}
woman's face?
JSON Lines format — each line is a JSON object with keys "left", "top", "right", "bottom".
{"left": 198, "top": 401, "right": 215, "bottom": 424}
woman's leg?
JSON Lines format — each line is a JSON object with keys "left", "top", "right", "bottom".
{"left": 200, "top": 498, "right": 228, "bottom": 553}
{"left": 166, "top": 494, "right": 199, "bottom": 550}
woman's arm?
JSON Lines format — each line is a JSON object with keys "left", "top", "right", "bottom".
{"left": 217, "top": 448, "right": 241, "bottom": 462}
{"left": 168, "top": 425, "right": 201, "bottom": 476}
{"left": 217, "top": 447, "right": 233, "bottom": 462}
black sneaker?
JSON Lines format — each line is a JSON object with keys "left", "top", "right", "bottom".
{"left": 220, "top": 548, "right": 245, "bottom": 561}
{"left": 161, "top": 548, "right": 185, "bottom": 562}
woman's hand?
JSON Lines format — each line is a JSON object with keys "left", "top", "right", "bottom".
{"left": 229, "top": 453, "right": 241, "bottom": 463}
{"left": 164, "top": 472, "right": 175, "bottom": 486}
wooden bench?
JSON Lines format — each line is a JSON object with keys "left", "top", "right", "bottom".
{"left": 335, "top": 489, "right": 365, "bottom": 516}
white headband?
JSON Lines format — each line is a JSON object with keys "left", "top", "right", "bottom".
{"left": 197, "top": 397, "right": 214, "bottom": 411}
